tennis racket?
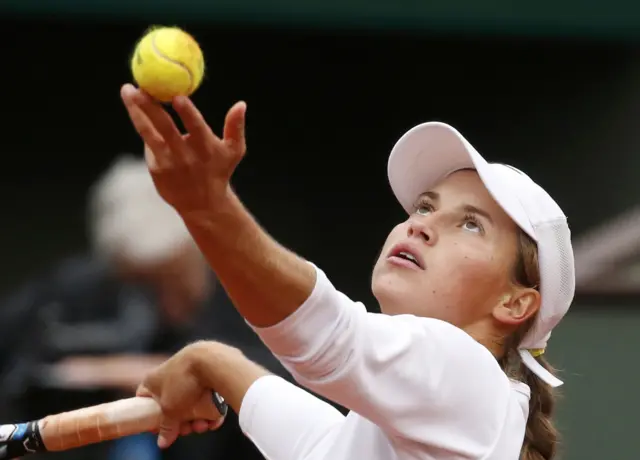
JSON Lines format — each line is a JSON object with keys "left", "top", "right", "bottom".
{"left": 0, "top": 392, "right": 227, "bottom": 459}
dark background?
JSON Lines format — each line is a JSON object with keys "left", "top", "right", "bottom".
{"left": 1, "top": 7, "right": 639, "bottom": 459}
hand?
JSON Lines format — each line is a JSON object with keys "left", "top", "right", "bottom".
{"left": 137, "top": 344, "right": 226, "bottom": 448}
{"left": 120, "top": 84, "right": 247, "bottom": 222}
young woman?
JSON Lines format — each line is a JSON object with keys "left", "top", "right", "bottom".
{"left": 120, "top": 84, "right": 575, "bottom": 460}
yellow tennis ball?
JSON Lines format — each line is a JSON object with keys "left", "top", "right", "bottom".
{"left": 131, "top": 26, "right": 205, "bottom": 103}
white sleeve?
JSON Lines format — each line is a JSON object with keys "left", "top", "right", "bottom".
{"left": 250, "top": 264, "right": 511, "bottom": 446}
{"left": 239, "top": 375, "right": 345, "bottom": 460}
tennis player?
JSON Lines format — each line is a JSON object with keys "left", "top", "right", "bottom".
{"left": 121, "top": 84, "right": 575, "bottom": 460}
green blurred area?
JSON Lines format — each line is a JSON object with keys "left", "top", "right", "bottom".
{"left": 2, "top": 0, "right": 640, "bottom": 40}
{"left": 550, "top": 308, "right": 638, "bottom": 460}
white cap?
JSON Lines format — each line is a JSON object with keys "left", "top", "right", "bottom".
{"left": 387, "top": 122, "right": 575, "bottom": 388}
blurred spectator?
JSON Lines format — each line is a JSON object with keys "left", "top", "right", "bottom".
{"left": 0, "top": 156, "right": 293, "bottom": 460}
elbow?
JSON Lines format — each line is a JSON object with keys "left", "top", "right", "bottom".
{"left": 251, "top": 266, "right": 366, "bottom": 385}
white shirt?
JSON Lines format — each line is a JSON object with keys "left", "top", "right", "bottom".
{"left": 239, "top": 265, "right": 531, "bottom": 460}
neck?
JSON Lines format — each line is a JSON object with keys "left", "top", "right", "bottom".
{"left": 464, "top": 323, "right": 507, "bottom": 359}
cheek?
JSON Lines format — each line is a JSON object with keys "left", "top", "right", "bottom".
{"left": 452, "top": 253, "right": 501, "bottom": 284}
{"left": 425, "top": 244, "right": 511, "bottom": 315}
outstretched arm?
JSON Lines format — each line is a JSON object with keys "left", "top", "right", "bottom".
{"left": 121, "top": 86, "right": 315, "bottom": 329}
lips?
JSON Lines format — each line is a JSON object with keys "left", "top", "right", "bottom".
{"left": 387, "top": 243, "right": 425, "bottom": 270}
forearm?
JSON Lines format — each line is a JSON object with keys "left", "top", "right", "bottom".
{"left": 183, "top": 190, "right": 315, "bottom": 328}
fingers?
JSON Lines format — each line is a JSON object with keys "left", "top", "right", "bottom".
{"left": 191, "top": 419, "right": 210, "bottom": 434}
{"left": 121, "top": 84, "right": 187, "bottom": 168}
{"left": 176, "top": 419, "right": 218, "bottom": 438}
{"left": 209, "top": 417, "right": 224, "bottom": 431}
{"left": 157, "top": 418, "right": 180, "bottom": 449}
{"left": 123, "top": 85, "right": 248, "bottom": 177}
{"left": 134, "top": 90, "right": 185, "bottom": 150}
{"left": 173, "top": 96, "right": 223, "bottom": 161}
{"left": 121, "top": 85, "right": 166, "bottom": 158}
{"left": 223, "top": 101, "right": 247, "bottom": 155}
{"left": 177, "top": 419, "right": 220, "bottom": 437}
{"left": 179, "top": 423, "right": 193, "bottom": 436}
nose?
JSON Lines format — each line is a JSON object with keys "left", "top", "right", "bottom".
{"left": 407, "top": 217, "right": 437, "bottom": 245}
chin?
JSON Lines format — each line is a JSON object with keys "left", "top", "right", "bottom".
{"left": 373, "top": 276, "right": 451, "bottom": 321}
{"left": 372, "top": 273, "right": 419, "bottom": 316}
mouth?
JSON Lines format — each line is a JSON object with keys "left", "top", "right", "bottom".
{"left": 387, "top": 244, "right": 425, "bottom": 270}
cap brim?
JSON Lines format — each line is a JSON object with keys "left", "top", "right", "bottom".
{"left": 387, "top": 122, "right": 536, "bottom": 239}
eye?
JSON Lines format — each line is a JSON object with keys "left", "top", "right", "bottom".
{"left": 462, "top": 213, "right": 484, "bottom": 234}
{"left": 413, "top": 197, "right": 434, "bottom": 216}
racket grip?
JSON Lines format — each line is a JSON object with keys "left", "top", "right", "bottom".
{"left": 40, "top": 392, "right": 227, "bottom": 452}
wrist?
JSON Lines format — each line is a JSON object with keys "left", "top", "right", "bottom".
{"left": 180, "top": 185, "right": 242, "bottom": 230}
{"left": 184, "top": 341, "right": 269, "bottom": 414}
{"left": 187, "top": 341, "right": 242, "bottom": 388}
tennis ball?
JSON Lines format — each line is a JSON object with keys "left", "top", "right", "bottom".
{"left": 131, "top": 26, "right": 205, "bottom": 103}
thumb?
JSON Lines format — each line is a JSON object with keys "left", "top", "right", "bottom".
{"left": 157, "top": 417, "right": 180, "bottom": 449}
{"left": 136, "top": 384, "right": 153, "bottom": 398}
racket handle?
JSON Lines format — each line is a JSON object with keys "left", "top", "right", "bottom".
{"left": 0, "top": 392, "right": 227, "bottom": 458}
{"left": 42, "top": 397, "right": 162, "bottom": 450}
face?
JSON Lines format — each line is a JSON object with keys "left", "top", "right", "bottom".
{"left": 372, "top": 170, "right": 531, "bottom": 333}
{"left": 120, "top": 243, "right": 211, "bottom": 324}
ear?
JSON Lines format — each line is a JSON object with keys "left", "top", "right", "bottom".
{"left": 492, "top": 288, "right": 541, "bottom": 326}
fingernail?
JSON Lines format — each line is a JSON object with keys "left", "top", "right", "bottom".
{"left": 121, "top": 84, "right": 135, "bottom": 96}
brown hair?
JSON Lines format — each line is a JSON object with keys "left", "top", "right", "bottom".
{"left": 498, "top": 231, "right": 560, "bottom": 460}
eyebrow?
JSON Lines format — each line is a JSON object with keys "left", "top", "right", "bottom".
{"left": 420, "top": 191, "right": 494, "bottom": 224}
{"left": 462, "top": 205, "right": 494, "bottom": 224}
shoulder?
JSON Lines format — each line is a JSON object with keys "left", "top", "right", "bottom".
{"left": 410, "top": 315, "right": 511, "bottom": 391}
{"left": 393, "top": 315, "right": 513, "bottom": 440}
{"left": 387, "top": 314, "right": 501, "bottom": 361}
{"left": 361, "top": 312, "right": 509, "bottom": 391}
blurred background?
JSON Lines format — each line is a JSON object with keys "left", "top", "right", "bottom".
{"left": 0, "top": 1, "right": 639, "bottom": 459}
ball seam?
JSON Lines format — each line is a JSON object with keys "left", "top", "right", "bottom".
{"left": 150, "top": 31, "right": 195, "bottom": 93}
